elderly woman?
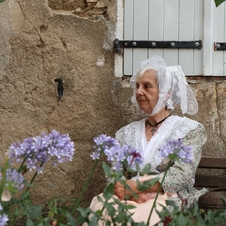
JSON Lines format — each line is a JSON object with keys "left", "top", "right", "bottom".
{"left": 88, "top": 56, "right": 207, "bottom": 225}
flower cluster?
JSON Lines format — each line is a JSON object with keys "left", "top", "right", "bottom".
{"left": 91, "top": 134, "right": 143, "bottom": 171}
{"left": 91, "top": 134, "right": 119, "bottom": 160}
{"left": 159, "top": 139, "right": 193, "bottom": 163}
{"left": 0, "top": 205, "right": 8, "bottom": 226}
{"left": 4, "top": 169, "right": 25, "bottom": 192}
{"left": 7, "top": 130, "right": 75, "bottom": 173}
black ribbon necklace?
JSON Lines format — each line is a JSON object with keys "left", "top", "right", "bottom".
{"left": 147, "top": 114, "right": 171, "bottom": 135}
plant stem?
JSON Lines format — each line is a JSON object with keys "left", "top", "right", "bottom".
{"left": 71, "top": 159, "right": 99, "bottom": 215}
{"left": 18, "top": 158, "right": 27, "bottom": 172}
{"left": 0, "top": 155, "right": 9, "bottom": 200}
{"left": 146, "top": 160, "right": 173, "bottom": 226}
{"left": 25, "top": 162, "right": 44, "bottom": 192}
{"left": 10, "top": 162, "right": 45, "bottom": 226}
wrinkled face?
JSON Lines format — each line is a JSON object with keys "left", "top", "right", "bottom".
{"left": 136, "top": 70, "right": 159, "bottom": 114}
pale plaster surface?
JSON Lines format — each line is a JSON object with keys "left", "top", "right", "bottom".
{"left": 0, "top": 0, "right": 226, "bottom": 214}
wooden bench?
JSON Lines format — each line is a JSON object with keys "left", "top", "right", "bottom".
{"left": 194, "top": 157, "right": 226, "bottom": 210}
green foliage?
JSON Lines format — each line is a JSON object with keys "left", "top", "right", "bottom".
{"left": 157, "top": 200, "right": 226, "bottom": 226}
{"left": 2, "top": 190, "right": 78, "bottom": 225}
{"left": 215, "top": 0, "right": 226, "bottom": 7}
{"left": 137, "top": 178, "right": 159, "bottom": 192}
{"left": 0, "top": 134, "right": 226, "bottom": 226}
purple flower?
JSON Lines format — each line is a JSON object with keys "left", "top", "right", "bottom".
{"left": 91, "top": 134, "right": 143, "bottom": 171}
{"left": 91, "top": 134, "right": 120, "bottom": 160}
{"left": 3, "top": 169, "right": 25, "bottom": 191}
{"left": 0, "top": 214, "right": 8, "bottom": 226}
{"left": 0, "top": 206, "right": 7, "bottom": 226}
{"left": 112, "top": 161, "right": 123, "bottom": 171}
{"left": 159, "top": 139, "right": 193, "bottom": 163}
{"left": 123, "top": 146, "right": 143, "bottom": 170}
{"left": 90, "top": 151, "right": 100, "bottom": 160}
{"left": 7, "top": 130, "right": 75, "bottom": 173}
{"left": 94, "top": 134, "right": 119, "bottom": 149}
{"left": 0, "top": 169, "right": 25, "bottom": 198}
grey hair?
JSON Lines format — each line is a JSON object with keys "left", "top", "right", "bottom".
{"left": 136, "top": 66, "right": 159, "bottom": 86}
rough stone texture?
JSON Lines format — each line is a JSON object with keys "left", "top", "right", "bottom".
{"left": 0, "top": 0, "right": 226, "bottom": 214}
{"left": 0, "top": 0, "right": 118, "bottom": 207}
{"left": 48, "top": 0, "right": 108, "bottom": 20}
{"left": 186, "top": 80, "right": 226, "bottom": 157}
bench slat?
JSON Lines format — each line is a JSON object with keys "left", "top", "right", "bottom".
{"left": 195, "top": 175, "right": 226, "bottom": 187}
{"left": 198, "top": 157, "right": 226, "bottom": 169}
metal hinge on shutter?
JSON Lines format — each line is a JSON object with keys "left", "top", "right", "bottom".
{"left": 113, "top": 39, "right": 202, "bottom": 54}
{"left": 214, "top": 42, "right": 226, "bottom": 51}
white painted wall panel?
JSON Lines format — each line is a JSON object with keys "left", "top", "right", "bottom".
{"left": 203, "top": 0, "right": 214, "bottom": 75}
{"left": 148, "top": 0, "right": 164, "bottom": 58}
{"left": 133, "top": 0, "right": 149, "bottom": 73}
{"left": 213, "top": 3, "right": 224, "bottom": 76}
{"left": 193, "top": 0, "right": 204, "bottom": 75}
{"left": 123, "top": 0, "right": 133, "bottom": 75}
{"left": 163, "top": 0, "right": 179, "bottom": 66}
{"left": 179, "top": 0, "right": 194, "bottom": 75}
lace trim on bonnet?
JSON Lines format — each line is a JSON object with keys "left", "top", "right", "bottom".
{"left": 115, "top": 116, "right": 199, "bottom": 172}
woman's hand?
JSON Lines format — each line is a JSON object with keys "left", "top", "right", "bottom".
{"left": 113, "top": 180, "right": 139, "bottom": 200}
{"left": 113, "top": 178, "right": 163, "bottom": 202}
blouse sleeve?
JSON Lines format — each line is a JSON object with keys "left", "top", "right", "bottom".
{"left": 156, "top": 123, "right": 207, "bottom": 194}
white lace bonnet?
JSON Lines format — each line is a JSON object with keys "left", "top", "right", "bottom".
{"left": 130, "top": 55, "right": 198, "bottom": 116}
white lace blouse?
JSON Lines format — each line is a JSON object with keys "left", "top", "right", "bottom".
{"left": 115, "top": 115, "right": 208, "bottom": 206}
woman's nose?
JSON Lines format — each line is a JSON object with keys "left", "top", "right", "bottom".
{"left": 136, "top": 86, "right": 143, "bottom": 95}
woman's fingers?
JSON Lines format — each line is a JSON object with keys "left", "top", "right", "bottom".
{"left": 113, "top": 182, "right": 125, "bottom": 199}
{"left": 114, "top": 180, "right": 137, "bottom": 199}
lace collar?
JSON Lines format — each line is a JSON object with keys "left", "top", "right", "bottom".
{"left": 139, "top": 116, "right": 198, "bottom": 171}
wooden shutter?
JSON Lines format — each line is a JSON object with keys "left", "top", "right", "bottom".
{"left": 123, "top": 0, "right": 226, "bottom": 76}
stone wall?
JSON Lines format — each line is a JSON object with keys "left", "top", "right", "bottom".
{"left": 0, "top": 0, "right": 119, "bottom": 206}
{"left": 0, "top": 0, "right": 226, "bottom": 209}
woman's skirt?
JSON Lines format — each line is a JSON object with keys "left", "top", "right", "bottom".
{"left": 84, "top": 191, "right": 174, "bottom": 226}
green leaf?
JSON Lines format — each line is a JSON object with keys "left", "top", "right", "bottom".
{"left": 139, "top": 164, "right": 151, "bottom": 175}
{"left": 114, "top": 201, "right": 135, "bottom": 211}
{"left": 26, "top": 205, "right": 42, "bottom": 219}
{"left": 136, "top": 178, "right": 159, "bottom": 192}
{"left": 215, "top": 0, "right": 226, "bottom": 7}
{"left": 0, "top": 0, "right": 6, "bottom": 3}
{"left": 89, "top": 217, "right": 98, "bottom": 226}
{"left": 102, "top": 162, "right": 111, "bottom": 176}
{"left": 26, "top": 219, "right": 34, "bottom": 226}
{"left": 77, "top": 207, "right": 90, "bottom": 218}
{"left": 104, "top": 201, "right": 116, "bottom": 217}
{"left": 103, "top": 183, "right": 114, "bottom": 200}
{"left": 15, "top": 207, "right": 20, "bottom": 216}
{"left": 66, "top": 211, "right": 77, "bottom": 225}
{"left": 37, "top": 223, "right": 44, "bottom": 226}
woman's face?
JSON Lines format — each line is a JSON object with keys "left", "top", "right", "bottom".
{"left": 136, "top": 70, "right": 159, "bottom": 114}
